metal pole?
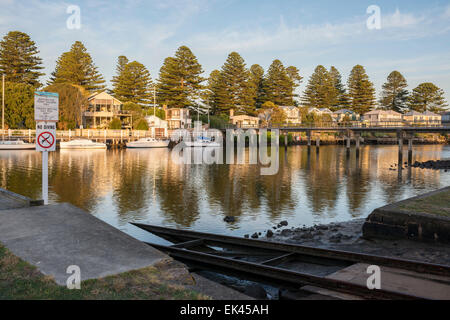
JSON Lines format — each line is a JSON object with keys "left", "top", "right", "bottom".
{"left": 42, "top": 151, "right": 48, "bottom": 205}
{"left": 2, "top": 74, "right": 4, "bottom": 138}
{"left": 153, "top": 86, "right": 156, "bottom": 117}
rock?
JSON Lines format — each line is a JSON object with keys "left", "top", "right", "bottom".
{"left": 258, "top": 232, "right": 262, "bottom": 236}
{"left": 329, "top": 233, "right": 343, "bottom": 243}
{"left": 251, "top": 233, "right": 259, "bottom": 239}
{"left": 280, "top": 229, "right": 292, "bottom": 236}
{"left": 300, "top": 232, "right": 314, "bottom": 239}
{"left": 266, "top": 230, "right": 274, "bottom": 238}
{"left": 244, "top": 234, "right": 249, "bottom": 239}
{"left": 279, "top": 220, "right": 288, "bottom": 227}
{"left": 317, "top": 225, "right": 329, "bottom": 230}
{"left": 223, "top": 216, "right": 236, "bottom": 223}
{"left": 244, "top": 284, "right": 267, "bottom": 299}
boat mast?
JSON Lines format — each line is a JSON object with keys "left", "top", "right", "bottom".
{"left": 2, "top": 74, "right": 4, "bottom": 140}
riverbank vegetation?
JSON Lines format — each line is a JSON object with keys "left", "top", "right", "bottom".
{"left": 0, "top": 30, "right": 448, "bottom": 129}
{"left": 0, "top": 243, "right": 206, "bottom": 300}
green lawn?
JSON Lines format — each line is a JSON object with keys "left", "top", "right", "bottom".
{"left": 397, "top": 190, "right": 450, "bottom": 217}
{"left": 0, "top": 243, "right": 208, "bottom": 300}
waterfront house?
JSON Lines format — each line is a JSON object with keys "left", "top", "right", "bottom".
{"left": 363, "top": 110, "right": 403, "bottom": 127}
{"left": 82, "top": 91, "right": 132, "bottom": 129}
{"left": 403, "top": 111, "right": 442, "bottom": 126}
{"left": 442, "top": 111, "right": 450, "bottom": 125}
{"left": 145, "top": 115, "right": 168, "bottom": 138}
{"left": 332, "top": 109, "right": 360, "bottom": 122}
{"left": 422, "top": 111, "right": 442, "bottom": 126}
{"left": 165, "top": 107, "right": 191, "bottom": 129}
{"left": 279, "top": 106, "right": 301, "bottom": 124}
{"left": 403, "top": 110, "right": 424, "bottom": 125}
{"left": 230, "top": 109, "right": 259, "bottom": 128}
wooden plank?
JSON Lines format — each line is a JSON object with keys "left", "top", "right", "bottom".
{"left": 324, "top": 263, "right": 450, "bottom": 300}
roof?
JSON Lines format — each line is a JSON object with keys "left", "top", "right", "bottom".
{"left": 318, "top": 108, "right": 332, "bottom": 113}
{"left": 279, "top": 106, "right": 298, "bottom": 110}
{"left": 364, "top": 109, "right": 401, "bottom": 116}
{"left": 333, "top": 109, "right": 355, "bottom": 114}
{"left": 423, "top": 111, "right": 440, "bottom": 116}
{"left": 231, "top": 115, "right": 259, "bottom": 120}
{"left": 88, "top": 91, "right": 123, "bottom": 105}
{"left": 404, "top": 111, "right": 423, "bottom": 116}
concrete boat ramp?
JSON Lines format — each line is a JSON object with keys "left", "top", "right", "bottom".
{"left": 0, "top": 198, "right": 167, "bottom": 285}
{"left": 0, "top": 188, "right": 252, "bottom": 299}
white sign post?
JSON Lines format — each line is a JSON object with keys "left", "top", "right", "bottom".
{"left": 34, "top": 92, "right": 59, "bottom": 205}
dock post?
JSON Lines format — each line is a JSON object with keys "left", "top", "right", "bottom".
{"left": 408, "top": 136, "right": 413, "bottom": 164}
{"left": 307, "top": 131, "right": 311, "bottom": 147}
{"left": 346, "top": 130, "right": 351, "bottom": 156}
{"left": 284, "top": 132, "right": 288, "bottom": 151}
{"left": 316, "top": 135, "right": 320, "bottom": 153}
{"left": 355, "top": 133, "right": 360, "bottom": 158}
{"left": 398, "top": 130, "right": 404, "bottom": 169}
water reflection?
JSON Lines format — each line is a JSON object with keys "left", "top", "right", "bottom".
{"left": 0, "top": 145, "right": 449, "bottom": 240}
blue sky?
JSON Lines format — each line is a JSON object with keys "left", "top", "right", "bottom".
{"left": 1, "top": 0, "right": 450, "bottom": 103}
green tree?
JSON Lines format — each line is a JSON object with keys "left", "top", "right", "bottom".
{"left": 203, "top": 69, "right": 222, "bottom": 115}
{"left": 49, "top": 41, "right": 106, "bottom": 92}
{"left": 110, "top": 55, "right": 129, "bottom": 93}
{"left": 214, "top": 52, "right": 255, "bottom": 115}
{"left": 329, "top": 66, "right": 349, "bottom": 110}
{"left": 134, "top": 118, "right": 149, "bottom": 130}
{"left": 408, "top": 82, "right": 448, "bottom": 113}
{"left": 263, "top": 60, "right": 299, "bottom": 106}
{"left": 347, "top": 65, "right": 376, "bottom": 115}
{"left": 379, "top": 71, "right": 409, "bottom": 113}
{"left": 301, "top": 65, "right": 337, "bottom": 109}
{"left": 0, "top": 81, "right": 35, "bottom": 128}
{"left": 111, "top": 61, "right": 152, "bottom": 105}
{"left": 44, "top": 83, "right": 88, "bottom": 130}
{"left": 249, "top": 64, "right": 265, "bottom": 109}
{"left": 157, "top": 46, "right": 204, "bottom": 108}
{"left": 0, "top": 31, "right": 44, "bottom": 87}
{"left": 109, "top": 118, "right": 122, "bottom": 129}
{"left": 123, "top": 101, "right": 144, "bottom": 122}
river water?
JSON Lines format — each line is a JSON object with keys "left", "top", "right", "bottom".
{"left": 1, "top": 145, "right": 449, "bottom": 244}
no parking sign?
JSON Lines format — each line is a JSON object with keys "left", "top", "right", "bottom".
{"left": 36, "top": 122, "right": 56, "bottom": 152}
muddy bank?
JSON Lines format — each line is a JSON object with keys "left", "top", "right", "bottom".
{"left": 263, "top": 219, "right": 450, "bottom": 266}
{"left": 409, "top": 160, "right": 450, "bottom": 170}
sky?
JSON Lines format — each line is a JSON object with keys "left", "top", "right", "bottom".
{"left": 1, "top": 0, "right": 450, "bottom": 103}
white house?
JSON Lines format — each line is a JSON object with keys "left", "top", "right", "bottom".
{"left": 363, "top": 110, "right": 403, "bottom": 126}
{"left": 279, "top": 106, "right": 301, "bottom": 124}
{"left": 145, "top": 115, "right": 168, "bottom": 138}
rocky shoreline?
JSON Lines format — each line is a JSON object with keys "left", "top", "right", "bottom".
{"left": 255, "top": 219, "right": 450, "bottom": 265}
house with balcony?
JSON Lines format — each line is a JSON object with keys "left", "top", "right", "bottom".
{"left": 279, "top": 106, "right": 301, "bottom": 124}
{"left": 363, "top": 110, "right": 403, "bottom": 127}
{"left": 82, "top": 91, "right": 132, "bottom": 129}
{"left": 441, "top": 111, "right": 450, "bottom": 125}
{"left": 230, "top": 109, "right": 259, "bottom": 128}
{"left": 165, "top": 107, "right": 191, "bottom": 129}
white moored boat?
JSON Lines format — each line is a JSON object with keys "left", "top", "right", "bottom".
{"left": 126, "top": 138, "right": 170, "bottom": 148}
{"left": 0, "top": 140, "right": 35, "bottom": 150}
{"left": 184, "top": 136, "right": 221, "bottom": 148}
{"left": 60, "top": 139, "right": 107, "bottom": 149}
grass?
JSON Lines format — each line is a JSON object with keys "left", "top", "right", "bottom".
{"left": 397, "top": 190, "right": 450, "bottom": 217}
{"left": 0, "top": 243, "right": 208, "bottom": 300}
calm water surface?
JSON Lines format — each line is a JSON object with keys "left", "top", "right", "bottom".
{"left": 1, "top": 145, "right": 449, "bottom": 244}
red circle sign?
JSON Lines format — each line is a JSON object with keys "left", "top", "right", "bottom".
{"left": 37, "top": 132, "right": 55, "bottom": 149}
